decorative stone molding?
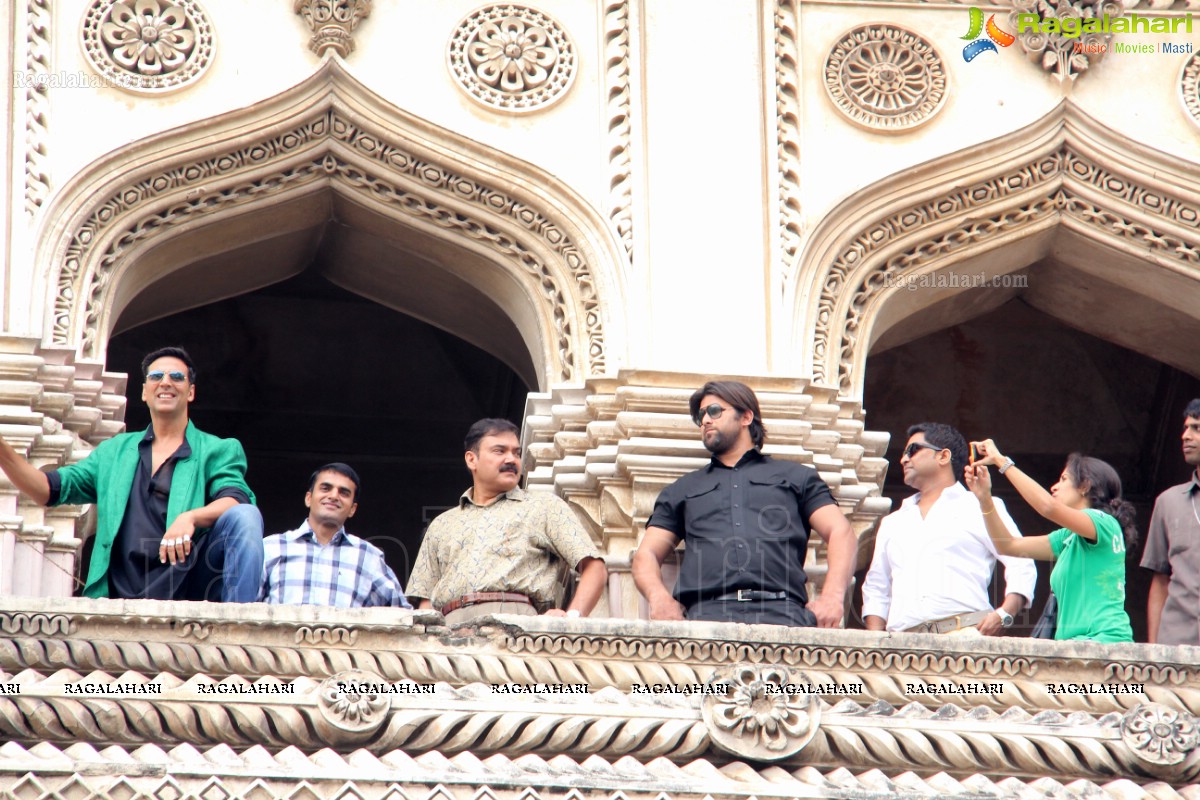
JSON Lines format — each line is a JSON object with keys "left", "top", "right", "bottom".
{"left": 294, "top": 0, "right": 372, "bottom": 57}
{"left": 39, "top": 60, "right": 621, "bottom": 383}
{"left": 774, "top": 0, "right": 803, "bottom": 278}
{"left": 5, "top": 601, "right": 1200, "bottom": 720}
{"left": 1181, "top": 51, "right": 1200, "bottom": 128}
{"left": 603, "top": 0, "right": 635, "bottom": 258}
{"left": 23, "top": 0, "right": 52, "bottom": 219}
{"left": 1008, "top": 0, "right": 1123, "bottom": 80}
{"left": 3, "top": 663, "right": 1199, "bottom": 783}
{"left": 822, "top": 24, "right": 947, "bottom": 132}
{"left": 3, "top": 742, "right": 1188, "bottom": 800}
{"left": 793, "top": 103, "right": 1200, "bottom": 396}
{"left": 80, "top": 0, "right": 215, "bottom": 94}
{"left": 447, "top": 4, "right": 577, "bottom": 113}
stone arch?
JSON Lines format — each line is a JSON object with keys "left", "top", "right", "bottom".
{"left": 32, "top": 57, "right": 627, "bottom": 390}
{"left": 790, "top": 101, "right": 1200, "bottom": 398}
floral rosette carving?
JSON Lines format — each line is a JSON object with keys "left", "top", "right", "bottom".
{"left": 701, "top": 664, "right": 820, "bottom": 760}
{"left": 823, "top": 24, "right": 947, "bottom": 133}
{"left": 80, "top": 0, "right": 214, "bottom": 94}
{"left": 448, "top": 4, "right": 577, "bottom": 113}
{"left": 1181, "top": 52, "right": 1200, "bottom": 129}
{"left": 315, "top": 670, "right": 391, "bottom": 744}
{"left": 1008, "top": 0, "right": 1123, "bottom": 81}
{"left": 1121, "top": 703, "right": 1200, "bottom": 768}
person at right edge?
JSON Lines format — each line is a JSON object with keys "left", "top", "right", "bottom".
{"left": 966, "top": 438, "right": 1135, "bottom": 643}
{"left": 1141, "top": 398, "right": 1200, "bottom": 646}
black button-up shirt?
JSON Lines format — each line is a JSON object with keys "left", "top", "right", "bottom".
{"left": 647, "top": 449, "right": 836, "bottom": 608}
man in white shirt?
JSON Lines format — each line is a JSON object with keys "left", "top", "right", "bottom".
{"left": 862, "top": 422, "right": 1036, "bottom": 635}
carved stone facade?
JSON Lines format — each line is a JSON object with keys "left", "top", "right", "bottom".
{"left": 2, "top": 1, "right": 1200, "bottom": 797}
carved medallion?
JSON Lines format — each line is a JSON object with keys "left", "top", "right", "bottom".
{"left": 823, "top": 24, "right": 947, "bottom": 132}
{"left": 1008, "top": 0, "right": 1123, "bottom": 81}
{"left": 1121, "top": 703, "right": 1200, "bottom": 767}
{"left": 1181, "top": 52, "right": 1200, "bottom": 129}
{"left": 315, "top": 670, "right": 391, "bottom": 744}
{"left": 701, "top": 664, "right": 820, "bottom": 760}
{"left": 448, "top": 4, "right": 577, "bottom": 113}
{"left": 80, "top": 0, "right": 214, "bottom": 94}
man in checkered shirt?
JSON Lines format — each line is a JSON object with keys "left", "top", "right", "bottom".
{"left": 258, "top": 463, "right": 411, "bottom": 608}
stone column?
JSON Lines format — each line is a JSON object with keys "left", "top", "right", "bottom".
{"left": 0, "top": 338, "right": 126, "bottom": 597}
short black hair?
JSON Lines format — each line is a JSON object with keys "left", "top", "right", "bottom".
{"left": 308, "top": 462, "right": 361, "bottom": 503}
{"left": 141, "top": 346, "right": 196, "bottom": 384}
{"left": 464, "top": 418, "right": 521, "bottom": 452}
{"left": 689, "top": 380, "right": 767, "bottom": 448}
{"left": 906, "top": 422, "right": 969, "bottom": 484}
{"left": 1186, "top": 398, "right": 1200, "bottom": 420}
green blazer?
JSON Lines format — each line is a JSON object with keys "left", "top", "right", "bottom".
{"left": 54, "top": 420, "right": 255, "bottom": 598}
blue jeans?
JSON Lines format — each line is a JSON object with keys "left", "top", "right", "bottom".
{"left": 183, "top": 504, "right": 264, "bottom": 602}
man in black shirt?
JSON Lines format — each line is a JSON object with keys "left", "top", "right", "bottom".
{"left": 632, "top": 380, "right": 857, "bottom": 626}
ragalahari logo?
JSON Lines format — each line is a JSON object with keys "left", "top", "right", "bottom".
{"left": 962, "top": 7, "right": 1015, "bottom": 61}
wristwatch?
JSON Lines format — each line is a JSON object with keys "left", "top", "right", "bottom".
{"left": 998, "top": 457, "right": 1016, "bottom": 475}
{"left": 995, "top": 608, "right": 1014, "bottom": 628}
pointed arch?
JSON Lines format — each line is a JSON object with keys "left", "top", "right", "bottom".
{"left": 790, "top": 101, "right": 1200, "bottom": 398}
{"left": 33, "top": 57, "right": 626, "bottom": 389}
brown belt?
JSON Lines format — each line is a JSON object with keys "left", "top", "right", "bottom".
{"left": 440, "top": 592, "right": 533, "bottom": 616}
{"left": 905, "top": 609, "right": 992, "bottom": 634}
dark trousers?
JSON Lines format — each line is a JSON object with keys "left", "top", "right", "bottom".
{"left": 686, "top": 598, "right": 815, "bottom": 627}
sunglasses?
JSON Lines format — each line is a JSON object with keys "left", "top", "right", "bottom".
{"left": 903, "top": 441, "right": 946, "bottom": 459}
{"left": 146, "top": 370, "right": 188, "bottom": 383}
{"left": 693, "top": 403, "right": 733, "bottom": 425}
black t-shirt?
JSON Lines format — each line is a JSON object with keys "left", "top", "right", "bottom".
{"left": 646, "top": 449, "right": 836, "bottom": 608}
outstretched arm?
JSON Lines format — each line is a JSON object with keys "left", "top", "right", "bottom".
{"left": 970, "top": 438, "right": 1097, "bottom": 542}
{"left": 0, "top": 434, "right": 51, "bottom": 505}
{"left": 964, "top": 462, "right": 1055, "bottom": 560}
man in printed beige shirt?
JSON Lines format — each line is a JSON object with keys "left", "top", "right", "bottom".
{"left": 407, "top": 418, "right": 607, "bottom": 624}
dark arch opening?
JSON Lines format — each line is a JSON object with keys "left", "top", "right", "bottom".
{"left": 856, "top": 297, "right": 1200, "bottom": 641}
{"left": 101, "top": 267, "right": 530, "bottom": 589}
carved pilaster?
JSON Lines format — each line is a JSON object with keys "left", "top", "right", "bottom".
{"left": 0, "top": 341, "right": 126, "bottom": 598}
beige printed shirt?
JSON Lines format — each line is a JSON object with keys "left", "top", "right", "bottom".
{"left": 407, "top": 486, "right": 602, "bottom": 612}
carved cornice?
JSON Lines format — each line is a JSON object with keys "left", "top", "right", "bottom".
{"left": 2, "top": 742, "right": 1189, "bottom": 800}
{"left": 39, "top": 60, "right": 622, "bottom": 382}
{"left": 2, "top": 601, "right": 1198, "bottom": 720}
{"left": 2, "top": 663, "right": 1197, "bottom": 784}
{"left": 793, "top": 103, "right": 1200, "bottom": 396}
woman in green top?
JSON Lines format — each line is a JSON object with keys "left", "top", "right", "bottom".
{"left": 964, "top": 439, "right": 1135, "bottom": 643}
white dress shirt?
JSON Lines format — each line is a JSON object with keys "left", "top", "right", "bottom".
{"left": 862, "top": 482, "right": 1037, "bottom": 631}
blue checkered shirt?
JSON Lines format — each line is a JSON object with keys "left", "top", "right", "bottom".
{"left": 259, "top": 522, "right": 412, "bottom": 608}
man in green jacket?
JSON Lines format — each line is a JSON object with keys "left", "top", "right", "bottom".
{"left": 0, "top": 346, "right": 264, "bottom": 601}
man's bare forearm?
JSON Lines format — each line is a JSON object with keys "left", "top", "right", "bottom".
{"left": 0, "top": 434, "right": 50, "bottom": 505}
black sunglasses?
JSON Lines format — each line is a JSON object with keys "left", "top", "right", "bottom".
{"left": 903, "top": 441, "right": 946, "bottom": 459}
{"left": 693, "top": 403, "right": 732, "bottom": 425}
